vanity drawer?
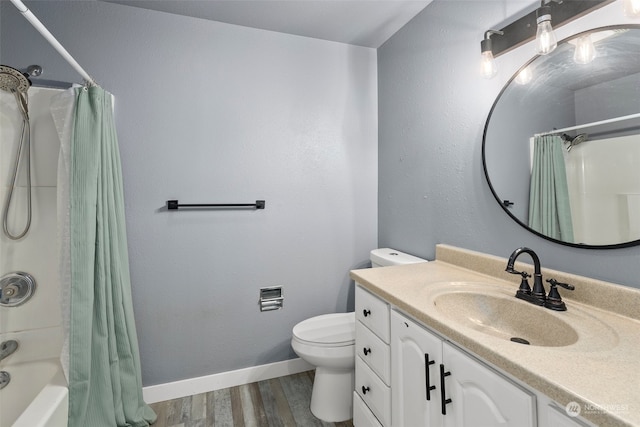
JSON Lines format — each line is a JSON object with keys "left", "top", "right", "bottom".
{"left": 353, "top": 391, "right": 383, "bottom": 427}
{"left": 356, "top": 320, "right": 390, "bottom": 385}
{"left": 356, "top": 356, "right": 391, "bottom": 426}
{"left": 355, "top": 285, "right": 390, "bottom": 343}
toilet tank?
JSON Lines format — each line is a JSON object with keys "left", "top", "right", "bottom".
{"left": 370, "top": 248, "right": 428, "bottom": 268}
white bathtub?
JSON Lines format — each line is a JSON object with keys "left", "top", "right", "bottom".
{"left": 0, "top": 327, "right": 68, "bottom": 427}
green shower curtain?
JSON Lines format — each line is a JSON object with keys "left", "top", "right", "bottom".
{"left": 67, "top": 87, "right": 156, "bottom": 427}
{"left": 528, "top": 135, "right": 574, "bottom": 242}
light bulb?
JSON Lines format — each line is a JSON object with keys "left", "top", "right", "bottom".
{"left": 515, "top": 67, "right": 532, "bottom": 85}
{"left": 481, "top": 50, "right": 498, "bottom": 78}
{"left": 535, "top": 12, "right": 557, "bottom": 55}
{"left": 623, "top": 0, "right": 640, "bottom": 17}
{"left": 573, "top": 35, "right": 596, "bottom": 64}
{"left": 480, "top": 30, "right": 503, "bottom": 79}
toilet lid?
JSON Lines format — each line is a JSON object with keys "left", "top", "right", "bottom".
{"left": 293, "top": 312, "right": 355, "bottom": 346}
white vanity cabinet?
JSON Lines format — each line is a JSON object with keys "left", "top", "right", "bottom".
{"left": 354, "top": 286, "right": 391, "bottom": 427}
{"left": 354, "top": 283, "right": 537, "bottom": 427}
{"left": 390, "top": 310, "right": 536, "bottom": 427}
{"left": 441, "top": 340, "right": 535, "bottom": 427}
{"left": 390, "top": 309, "right": 443, "bottom": 426}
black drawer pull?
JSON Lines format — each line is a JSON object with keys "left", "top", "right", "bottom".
{"left": 440, "top": 364, "right": 452, "bottom": 415}
{"left": 362, "top": 385, "right": 370, "bottom": 395}
{"left": 363, "top": 309, "right": 371, "bottom": 317}
{"left": 425, "top": 353, "right": 436, "bottom": 400}
{"left": 363, "top": 347, "right": 372, "bottom": 356}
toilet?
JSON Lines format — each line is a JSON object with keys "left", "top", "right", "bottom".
{"left": 291, "top": 248, "right": 427, "bottom": 422}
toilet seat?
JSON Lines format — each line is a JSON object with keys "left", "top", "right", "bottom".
{"left": 292, "top": 312, "right": 355, "bottom": 347}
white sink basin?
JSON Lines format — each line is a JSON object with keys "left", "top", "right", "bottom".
{"left": 426, "top": 282, "right": 618, "bottom": 350}
{"left": 433, "top": 290, "right": 578, "bottom": 347}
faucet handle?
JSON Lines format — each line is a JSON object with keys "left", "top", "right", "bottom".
{"left": 507, "top": 269, "right": 532, "bottom": 295}
{"left": 506, "top": 267, "right": 530, "bottom": 278}
{"left": 544, "top": 279, "right": 574, "bottom": 311}
{"left": 546, "top": 278, "right": 575, "bottom": 291}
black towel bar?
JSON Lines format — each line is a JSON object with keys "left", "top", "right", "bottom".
{"left": 167, "top": 200, "right": 265, "bottom": 210}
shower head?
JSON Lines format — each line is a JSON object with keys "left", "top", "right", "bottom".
{"left": 0, "top": 65, "right": 32, "bottom": 93}
{"left": 571, "top": 133, "right": 588, "bottom": 146}
{"left": 561, "top": 133, "right": 588, "bottom": 152}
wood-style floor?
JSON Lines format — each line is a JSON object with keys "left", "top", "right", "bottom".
{"left": 149, "top": 371, "right": 354, "bottom": 427}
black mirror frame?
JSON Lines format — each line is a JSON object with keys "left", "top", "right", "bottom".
{"left": 482, "top": 25, "right": 640, "bottom": 250}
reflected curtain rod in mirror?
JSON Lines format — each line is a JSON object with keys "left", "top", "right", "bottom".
{"left": 535, "top": 112, "right": 640, "bottom": 137}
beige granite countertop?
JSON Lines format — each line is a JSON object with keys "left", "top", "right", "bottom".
{"left": 350, "top": 244, "right": 640, "bottom": 427}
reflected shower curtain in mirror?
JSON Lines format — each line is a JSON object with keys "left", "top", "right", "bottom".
{"left": 528, "top": 135, "right": 574, "bottom": 242}
{"left": 56, "top": 87, "right": 156, "bottom": 427}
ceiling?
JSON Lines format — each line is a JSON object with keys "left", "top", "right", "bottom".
{"left": 101, "top": 0, "right": 433, "bottom": 48}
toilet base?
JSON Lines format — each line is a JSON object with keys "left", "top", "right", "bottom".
{"left": 309, "top": 366, "right": 354, "bottom": 422}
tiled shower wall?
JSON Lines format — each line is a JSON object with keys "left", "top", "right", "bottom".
{"left": 0, "top": 87, "right": 62, "bottom": 335}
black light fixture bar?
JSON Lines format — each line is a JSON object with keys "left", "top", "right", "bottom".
{"left": 491, "top": 0, "right": 616, "bottom": 57}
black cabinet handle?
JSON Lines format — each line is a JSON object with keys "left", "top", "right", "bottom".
{"left": 362, "top": 385, "right": 370, "bottom": 395}
{"left": 425, "top": 353, "right": 436, "bottom": 400}
{"left": 363, "top": 309, "right": 371, "bottom": 317}
{"left": 440, "top": 364, "right": 452, "bottom": 415}
{"left": 363, "top": 347, "right": 372, "bottom": 356}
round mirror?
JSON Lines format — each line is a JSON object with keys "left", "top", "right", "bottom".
{"left": 483, "top": 25, "right": 640, "bottom": 249}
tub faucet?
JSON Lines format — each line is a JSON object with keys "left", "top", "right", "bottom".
{"left": 0, "top": 340, "right": 18, "bottom": 361}
{"left": 505, "top": 247, "right": 546, "bottom": 305}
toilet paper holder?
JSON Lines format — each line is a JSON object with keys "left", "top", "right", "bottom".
{"left": 259, "top": 286, "right": 283, "bottom": 312}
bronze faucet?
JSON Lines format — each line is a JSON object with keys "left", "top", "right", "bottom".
{"left": 506, "top": 247, "right": 546, "bottom": 305}
{"left": 505, "top": 247, "right": 574, "bottom": 311}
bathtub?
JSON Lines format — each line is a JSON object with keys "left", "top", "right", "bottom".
{"left": 0, "top": 326, "right": 68, "bottom": 427}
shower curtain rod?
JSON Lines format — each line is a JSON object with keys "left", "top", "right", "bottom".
{"left": 535, "top": 112, "right": 640, "bottom": 137}
{"left": 10, "top": 0, "right": 97, "bottom": 87}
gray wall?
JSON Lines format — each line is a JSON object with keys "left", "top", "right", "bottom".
{"left": 378, "top": 0, "right": 640, "bottom": 288}
{"left": 485, "top": 82, "right": 575, "bottom": 221}
{"left": 0, "top": 1, "right": 377, "bottom": 386}
{"left": 575, "top": 72, "right": 640, "bottom": 138}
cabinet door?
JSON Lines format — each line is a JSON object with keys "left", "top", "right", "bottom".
{"left": 546, "top": 403, "right": 593, "bottom": 427}
{"left": 442, "top": 342, "right": 536, "bottom": 427}
{"left": 391, "top": 310, "right": 443, "bottom": 427}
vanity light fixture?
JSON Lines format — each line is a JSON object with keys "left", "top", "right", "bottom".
{"left": 623, "top": 0, "right": 640, "bottom": 17}
{"left": 573, "top": 34, "right": 596, "bottom": 64}
{"left": 535, "top": 1, "right": 558, "bottom": 55}
{"left": 480, "top": 0, "right": 615, "bottom": 77}
{"left": 481, "top": 30, "right": 504, "bottom": 79}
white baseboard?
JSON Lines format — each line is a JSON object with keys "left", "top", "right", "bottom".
{"left": 142, "top": 358, "right": 314, "bottom": 403}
